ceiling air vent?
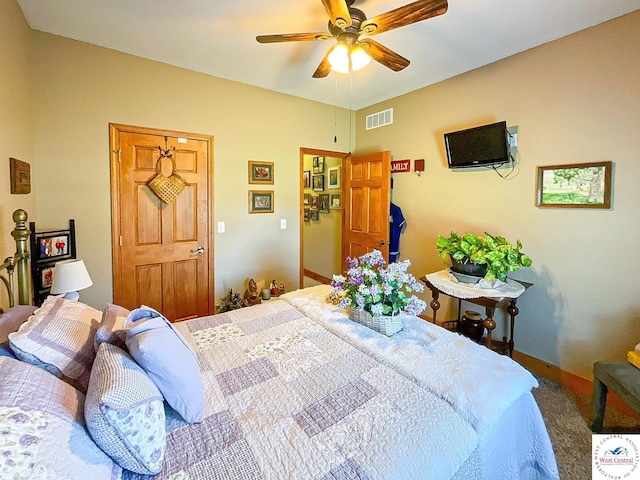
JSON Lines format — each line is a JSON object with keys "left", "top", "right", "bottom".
{"left": 365, "top": 108, "right": 393, "bottom": 130}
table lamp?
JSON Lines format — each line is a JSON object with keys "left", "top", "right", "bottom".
{"left": 50, "top": 259, "right": 93, "bottom": 301}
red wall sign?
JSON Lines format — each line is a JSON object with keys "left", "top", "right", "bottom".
{"left": 391, "top": 159, "right": 411, "bottom": 173}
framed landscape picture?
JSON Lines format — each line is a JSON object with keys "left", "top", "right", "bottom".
{"left": 249, "top": 190, "right": 274, "bottom": 213}
{"left": 248, "top": 161, "right": 274, "bottom": 184}
{"left": 536, "top": 161, "right": 612, "bottom": 209}
{"left": 328, "top": 166, "right": 340, "bottom": 189}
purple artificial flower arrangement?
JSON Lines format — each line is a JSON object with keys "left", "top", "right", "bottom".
{"left": 330, "top": 250, "right": 426, "bottom": 317}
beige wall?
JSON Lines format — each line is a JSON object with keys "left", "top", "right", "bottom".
{"left": 26, "top": 31, "right": 351, "bottom": 310}
{"left": 4, "top": 0, "right": 639, "bottom": 379}
{"left": 0, "top": 0, "right": 37, "bottom": 309}
{"left": 303, "top": 155, "right": 342, "bottom": 278}
{"left": 356, "top": 11, "right": 640, "bottom": 378}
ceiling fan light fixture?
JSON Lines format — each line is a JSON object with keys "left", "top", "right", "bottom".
{"left": 350, "top": 46, "right": 371, "bottom": 71}
{"left": 328, "top": 43, "right": 350, "bottom": 74}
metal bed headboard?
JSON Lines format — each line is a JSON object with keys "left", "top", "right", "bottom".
{"left": 0, "top": 209, "right": 31, "bottom": 310}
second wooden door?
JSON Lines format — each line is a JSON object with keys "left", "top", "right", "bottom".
{"left": 110, "top": 124, "right": 214, "bottom": 321}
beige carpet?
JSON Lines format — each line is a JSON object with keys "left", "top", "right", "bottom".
{"left": 533, "top": 377, "right": 640, "bottom": 479}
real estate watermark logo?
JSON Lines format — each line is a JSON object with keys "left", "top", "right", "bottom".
{"left": 593, "top": 434, "right": 639, "bottom": 479}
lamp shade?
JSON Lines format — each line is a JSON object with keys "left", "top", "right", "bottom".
{"left": 328, "top": 44, "right": 350, "bottom": 73}
{"left": 350, "top": 46, "right": 371, "bottom": 71}
{"left": 50, "top": 259, "right": 93, "bottom": 295}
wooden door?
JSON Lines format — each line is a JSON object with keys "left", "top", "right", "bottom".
{"left": 110, "top": 124, "right": 214, "bottom": 321}
{"left": 342, "top": 151, "right": 391, "bottom": 270}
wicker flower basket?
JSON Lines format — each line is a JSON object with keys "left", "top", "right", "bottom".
{"left": 349, "top": 309, "right": 404, "bottom": 336}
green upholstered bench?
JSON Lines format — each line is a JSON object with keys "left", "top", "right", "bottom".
{"left": 591, "top": 361, "right": 640, "bottom": 432}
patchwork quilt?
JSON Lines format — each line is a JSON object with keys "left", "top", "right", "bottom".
{"left": 129, "top": 300, "right": 480, "bottom": 480}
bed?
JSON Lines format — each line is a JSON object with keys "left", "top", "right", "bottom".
{"left": 0, "top": 209, "right": 559, "bottom": 479}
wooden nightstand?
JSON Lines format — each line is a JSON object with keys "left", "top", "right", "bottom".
{"left": 420, "top": 272, "right": 532, "bottom": 357}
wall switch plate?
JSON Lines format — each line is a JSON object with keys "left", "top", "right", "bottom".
{"left": 217, "top": 221, "right": 225, "bottom": 233}
{"left": 280, "top": 219, "right": 286, "bottom": 229}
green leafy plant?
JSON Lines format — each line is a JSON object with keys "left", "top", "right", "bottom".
{"left": 436, "top": 232, "right": 532, "bottom": 282}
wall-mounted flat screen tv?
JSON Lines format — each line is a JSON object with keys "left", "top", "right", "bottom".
{"left": 444, "top": 121, "right": 509, "bottom": 169}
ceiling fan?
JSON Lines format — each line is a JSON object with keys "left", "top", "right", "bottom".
{"left": 256, "top": 0, "right": 448, "bottom": 78}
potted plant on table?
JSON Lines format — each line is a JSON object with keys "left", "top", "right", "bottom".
{"left": 330, "top": 250, "right": 427, "bottom": 336}
{"left": 436, "top": 231, "right": 532, "bottom": 283}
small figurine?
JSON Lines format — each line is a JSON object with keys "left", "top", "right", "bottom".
{"left": 270, "top": 279, "right": 279, "bottom": 296}
{"left": 279, "top": 282, "right": 285, "bottom": 295}
{"left": 242, "top": 278, "right": 261, "bottom": 306}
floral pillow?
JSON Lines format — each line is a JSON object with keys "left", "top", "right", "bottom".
{"left": 85, "top": 342, "right": 166, "bottom": 475}
{"left": 94, "top": 303, "right": 130, "bottom": 353}
{"left": 8, "top": 296, "right": 100, "bottom": 392}
{"left": 0, "top": 356, "right": 122, "bottom": 479}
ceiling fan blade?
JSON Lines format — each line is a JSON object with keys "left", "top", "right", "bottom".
{"left": 360, "top": 0, "right": 448, "bottom": 36}
{"left": 257, "top": 32, "right": 331, "bottom": 43}
{"left": 359, "top": 39, "right": 410, "bottom": 72}
{"left": 312, "top": 50, "right": 332, "bottom": 78}
{"left": 320, "top": 0, "right": 352, "bottom": 29}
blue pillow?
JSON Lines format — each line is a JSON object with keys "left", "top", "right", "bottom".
{"left": 124, "top": 306, "right": 205, "bottom": 424}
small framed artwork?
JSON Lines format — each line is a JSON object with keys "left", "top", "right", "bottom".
{"left": 10, "top": 158, "right": 31, "bottom": 194}
{"left": 319, "top": 194, "right": 330, "bottom": 213}
{"left": 310, "top": 195, "right": 319, "bottom": 209}
{"left": 330, "top": 193, "right": 342, "bottom": 209}
{"left": 249, "top": 190, "right": 274, "bottom": 213}
{"left": 536, "top": 161, "right": 612, "bottom": 209}
{"left": 248, "top": 161, "right": 274, "bottom": 184}
{"left": 328, "top": 166, "right": 340, "bottom": 189}
{"left": 312, "top": 156, "right": 325, "bottom": 174}
{"left": 303, "top": 170, "right": 311, "bottom": 189}
{"left": 34, "top": 230, "right": 73, "bottom": 264}
{"left": 312, "top": 174, "right": 325, "bottom": 192}
{"left": 303, "top": 193, "right": 311, "bottom": 205}
{"left": 40, "top": 266, "right": 55, "bottom": 289}
{"left": 304, "top": 208, "right": 310, "bottom": 222}
{"left": 310, "top": 210, "right": 320, "bottom": 221}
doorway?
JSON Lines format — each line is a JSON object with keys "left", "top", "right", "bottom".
{"left": 109, "top": 124, "right": 214, "bottom": 321}
{"left": 299, "top": 148, "right": 348, "bottom": 288}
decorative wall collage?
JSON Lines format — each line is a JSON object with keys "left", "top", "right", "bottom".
{"left": 304, "top": 156, "right": 341, "bottom": 222}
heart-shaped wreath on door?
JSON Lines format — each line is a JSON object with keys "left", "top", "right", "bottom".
{"left": 147, "top": 138, "right": 186, "bottom": 204}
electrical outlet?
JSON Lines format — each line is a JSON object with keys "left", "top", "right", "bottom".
{"left": 217, "top": 222, "right": 225, "bottom": 233}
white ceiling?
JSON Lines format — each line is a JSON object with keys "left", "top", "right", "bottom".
{"left": 16, "top": 0, "right": 640, "bottom": 110}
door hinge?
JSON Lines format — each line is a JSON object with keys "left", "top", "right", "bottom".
{"left": 112, "top": 149, "right": 121, "bottom": 162}
{"left": 119, "top": 235, "right": 122, "bottom": 247}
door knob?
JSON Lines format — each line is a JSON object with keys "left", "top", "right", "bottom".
{"left": 377, "top": 240, "right": 386, "bottom": 245}
{"left": 192, "top": 246, "right": 205, "bottom": 254}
